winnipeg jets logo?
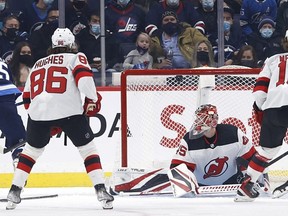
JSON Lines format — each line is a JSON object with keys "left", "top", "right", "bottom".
{"left": 118, "top": 17, "right": 138, "bottom": 34}
{"left": 203, "top": 156, "right": 229, "bottom": 179}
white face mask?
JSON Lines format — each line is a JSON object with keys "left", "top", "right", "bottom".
{"left": 166, "top": 0, "right": 179, "bottom": 7}
{"left": 202, "top": 0, "right": 214, "bottom": 11}
{"left": 117, "top": 0, "right": 130, "bottom": 7}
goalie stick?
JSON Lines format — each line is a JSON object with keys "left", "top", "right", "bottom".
{"left": 0, "top": 194, "right": 58, "bottom": 202}
{"left": 0, "top": 140, "right": 26, "bottom": 154}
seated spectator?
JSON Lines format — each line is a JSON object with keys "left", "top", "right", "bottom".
{"left": 123, "top": 32, "right": 153, "bottom": 70}
{"left": 212, "top": 7, "right": 245, "bottom": 66}
{"left": 276, "top": 1, "right": 288, "bottom": 37}
{"left": 29, "top": 7, "right": 59, "bottom": 61}
{"left": 149, "top": 11, "right": 208, "bottom": 69}
{"left": 0, "top": 0, "right": 24, "bottom": 30}
{"left": 232, "top": 44, "right": 259, "bottom": 68}
{"left": 191, "top": 39, "right": 215, "bottom": 68}
{"left": 247, "top": 17, "right": 284, "bottom": 67}
{"left": 65, "top": 0, "right": 90, "bottom": 35}
{"left": 240, "top": 0, "right": 277, "bottom": 39}
{"left": 17, "top": 0, "right": 56, "bottom": 34}
{"left": 105, "top": 0, "right": 146, "bottom": 44}
{"left": 145, "top": 0, "right": 204, "bottom": 36}
{"left": 196, "top": 0, "right": 218, "bottom": 44}
{"left": 0, "top": 14, "right": 28, "bottom": 63}
{"left": 8, "top": 41, "right": 34, "bottom": 87}
{"left": 76, "top": 11, "right": 116, "bottom": 71}
{"left": 0, "top": 0, "right": 10, "bottom": 29}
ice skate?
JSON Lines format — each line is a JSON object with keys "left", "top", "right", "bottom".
{"left": 234, "top": 175, "right": 259, "bottom": 202}
{"left": 273, "top": 180, "right": 288, "bottom": 198}
{"left": 95, "top": 184, "right": 114, "bottom": 209}
{"left": 6, "top": 184, "right": 22, "bottom": 210}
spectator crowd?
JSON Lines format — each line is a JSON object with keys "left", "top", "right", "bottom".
{"left": 0, "top": 0, "right": 287, "bottom": 86}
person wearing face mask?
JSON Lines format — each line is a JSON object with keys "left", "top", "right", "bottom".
{"left": 232, "top": 44, "right": 259, "bottom": 68}
{"left": 17, "top": 0, "right": 57, "bottom": 34}
{"left": 247, "top": 17, "right": 284, "bottom": 67}
{"left": 123, "top": 32, "right": 153, "bottom": 70}
{"left": 196, "top": 0, "right": 218, "bottom": 43}
{"left": 9, "top": 41, "right": 34, "bottom": 87}
{"left": 0, "top": 0, "right": 8, "bottom": 29}
{"left": 240, "top": 0, "right": 277, "bottom": 39}
{"left": 149, "top": 10, "right": 209, "bottom": 69}
{"left": 145, "top": 0, "right": 205, "bottom": 37}
{"left": 105, "top": 0, "right": 145, "bottom": 44}
{"left": 212, "top": 7, "right": 246, "bottom": 66}
{"left": 0, "top": 15, "right": 29, "bottom": 63}
{"left": 191, "top": 40, "right": 215, "bottom": 68}
{"left": 29, "top": 7, "right": 59, "bottom": 61}
{"left": 65, "top": 0, "right": 91, "bottom": 35}
{"left": 76, "top": 10, "right": 117, "bottom": 85}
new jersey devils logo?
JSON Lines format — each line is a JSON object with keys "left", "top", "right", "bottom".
{"left": 203, "top": 157, "right": 229, "bottom": 179}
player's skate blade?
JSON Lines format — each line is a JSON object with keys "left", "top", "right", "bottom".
{"left": 234, "top": 190, "right": 255, "bottom": 202}
{"left": 95, "top": 184, "right": 114, "bottom": 209}
{"left": 273, "top": 181, "right": 288, "bottom": 198}
{"left": 101, "top": 200, "right": 113, "bottom": 209}
{"left": 6, "top": 201, "right": 17, "bottom": 210}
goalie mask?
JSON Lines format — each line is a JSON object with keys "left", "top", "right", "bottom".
{"left": 189, "top": 104, "right": 218, "bottom": 138}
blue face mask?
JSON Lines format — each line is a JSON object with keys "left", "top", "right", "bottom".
{"left": 223, "top": 21, "right": 231, "bottom": 32}
{"left": 202, "top": 0, "right": 214, "bottom": 11}
{"left": 91, "top": 24, "right": 101, "bottom": 35}
{"left": 260, "top": 28, "right": 273, "bottom": 38}
{"left": 0, "top": 2, "right": 6, "bottom": 11}
{"left": 43, "top": 0, "right": 54, "bottom": 5}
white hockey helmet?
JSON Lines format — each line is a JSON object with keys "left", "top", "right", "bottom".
{"left": 51, "top": 28, "right": 75, "bottom": 49}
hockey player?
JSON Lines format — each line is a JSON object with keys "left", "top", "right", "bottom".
{"left": 170, "top": 104, "right": 257, "bottom": 186}
{"left": 0, "top": 58, "right": 25, "bottom": 162}
{"left": 6, "top": 28, "right": 114, "bottom": 210}
{"left": 170, "top": 104, "right": 260, "bottom": 186}
{"left": 235, "top": 30, "right": 288, "bottom": 202}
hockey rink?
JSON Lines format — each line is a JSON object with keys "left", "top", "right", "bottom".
{"left": 0, "top": 187, "right": 287, "bottom": 216}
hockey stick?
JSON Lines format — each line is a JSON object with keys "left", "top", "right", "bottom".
{"left": 0, "top": 194, "right": 58, "bottom": 202}
{"left": 15, "top": 101, "right": 24, "bottom": 106}
{"left": 0, "top": 140, "right": 26, "bottom": 154}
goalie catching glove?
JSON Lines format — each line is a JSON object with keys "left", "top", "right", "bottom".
{"left": 83, "top": 92, "right": 102, "bottom": 117}
{"left": 253, "top": 102, "right": 263, "bottom": 124}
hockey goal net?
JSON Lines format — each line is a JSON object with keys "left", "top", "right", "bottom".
{"left": 120, "top": 67, "right": 288, "bottom": 183}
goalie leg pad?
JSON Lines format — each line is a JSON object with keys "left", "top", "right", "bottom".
{"left": 167, "top": 163, "right": 199, "bottom": 197}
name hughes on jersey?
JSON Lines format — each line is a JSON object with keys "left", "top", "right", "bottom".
{"left": 34, "top": 55, "right": 64, "bottom": 68}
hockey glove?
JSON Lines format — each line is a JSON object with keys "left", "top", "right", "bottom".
{"left": 83, "top": 92, "right": 102, "bottom": 117}
{"left": 50, "top": 127, "right": 62, "bottom": 136}
{"left": 253, "top": 102, "right": 263, "bottom": 125}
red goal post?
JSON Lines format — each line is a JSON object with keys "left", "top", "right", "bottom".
{"left": 120, "top": 68, "right": 288, "bottom": 182}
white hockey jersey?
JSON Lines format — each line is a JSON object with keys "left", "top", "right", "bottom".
{"left": 253, "top": 52, "right": 288, "bottom": 110}
{"left": 170, "top": 124, "right": 255, "bottom": 185}
{"left": 23, "top": 52, "right": 98, "bottom": 121}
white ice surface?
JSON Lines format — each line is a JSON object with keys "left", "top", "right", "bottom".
{"left": 0, "top": 187, "right": 288, "bottom": 216}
